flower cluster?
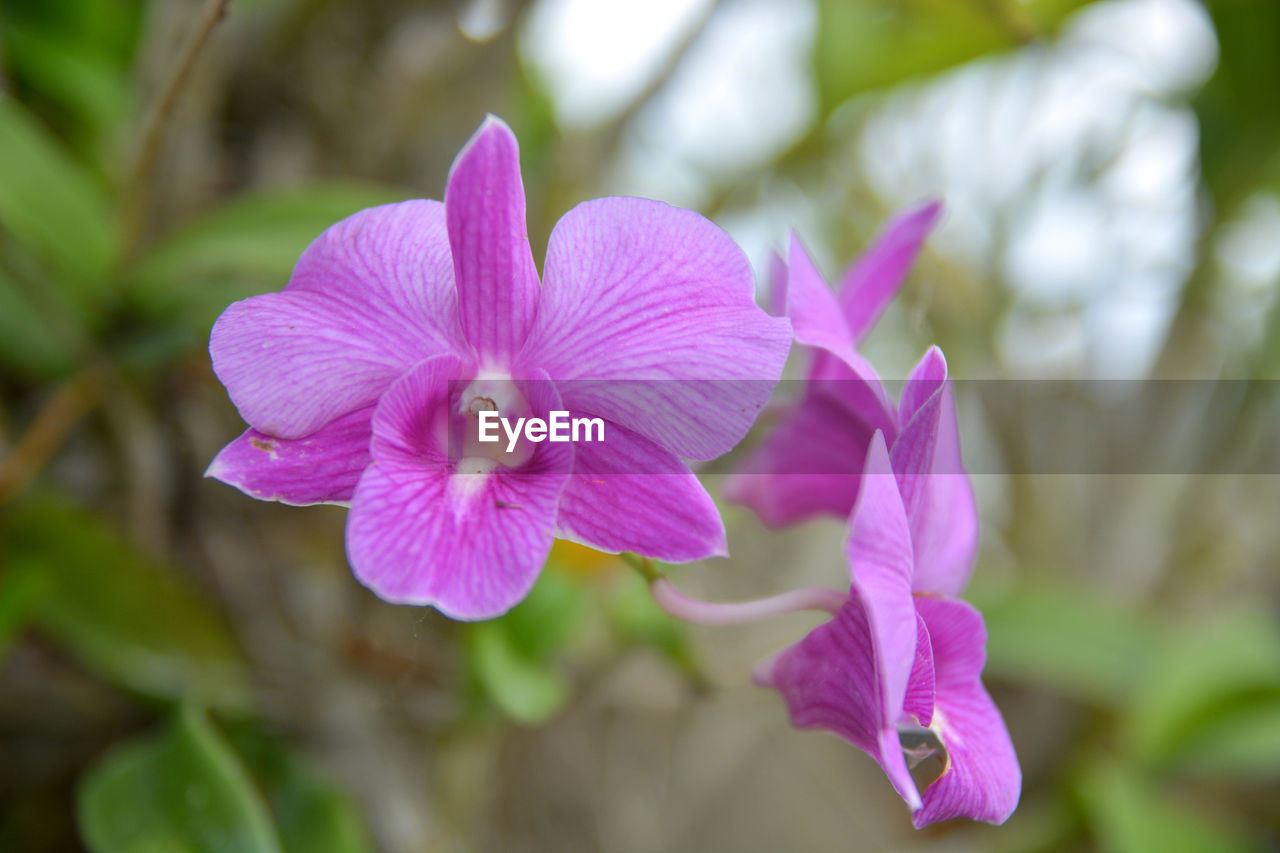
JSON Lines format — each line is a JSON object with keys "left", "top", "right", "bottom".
{"left": 208, "top": 116, "right": 1019, "bottom": 827}
{"left": 735, "top": 210, "right": 1020, "bottom": 824}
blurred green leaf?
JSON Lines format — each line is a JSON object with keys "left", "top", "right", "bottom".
{"left": 608, "top": 573, "right": 698, "bottom": 678}
{"left": 0, "top": 264, "right": 77, "bottom": 377}
{"left": 224, "top": 727, "right": 374, "bottom": 853}
{"left": 501, "top": 567, "right": 587, "bottom": 661}
{"left": 1125, "top": 608, "right": 1280, "bottom": 765}
{"left": 0, "top": 0, "right": 143, "bottom": 70}
{"left": 1194, "top": 0, "right": 1280, "bottom": 213}
{"left": 814, "top": 0, "right": 1098, "bottom": 113}
{"left": 1170, "top": 698, "right": 1280, "bottom": 780}
{"left": 2, "top": 18, "right": 132, "bottom": 146}
{"left": 77, "top": 705, "right": 281, "bottom": 853}
{"left": 0, "top": 95, "right": 116, "bottom": 282}
{"left": 1074, "top": 757, "right": 1260, "bottom": 853}
{"left": 465, "top": 568, "right": 587, "bottom": 724}
{"left": 3, "top": 494, "right": 250, "bottom": 709}
{"left": 468, "top": 620, "right": 568, "bottom": 725}
{"left": 130, "top": 182, "right": 405, "bottom": 304}
{"left": 975, "top": 580, "right": 1158, "bottom": 706}
{"left": 125, "top": 183, "right": 407, "bottom": 353}
{"left": 0, "top": 564, "right": 53, "bottom": 661}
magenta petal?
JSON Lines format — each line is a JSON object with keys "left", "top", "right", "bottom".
{"left": 347, "top": 461, "right": 564, "bottom": 619}
{"left": 520, "top": 196, "right": 791, "bottom": 459}
{"left": 346, "top": 356, "right": 571, "bottom": 619}
{"left": 723, "top": 392, "right": 876, "bottom": 527}
{"left": 445, "top": 116, "right": 541, "bottom": 367}
{"left": 555, "top": 418, "right": 726, "bottom": 561}
{"left": 808, "top": 350, "right": 898, "bottom": 451}
{"left": 211, "top": 292, "right": 408, "bottom": 438}
{"left": 912, "top": 597, "right": 1021, "bottom": 827}
{"left": 838, "top": 201, "right": 942, "bottom": 343}
{"left": 891, "top": 350, "right": 978, "bottom": 597}
{"left": 846, "top": 432, "right": 919, "bottom": 728}
{"left": 206, "top": 407, "right": 373, "bottom": 505}
{"left": 757, "top": 592, "right": 922, "bottom": 811}
{"left": 210, "top": 200, "right": 467, "bottom": 438}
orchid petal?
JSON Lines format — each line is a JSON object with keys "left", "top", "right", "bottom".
{"left": 555, "top": 418, "right": 726, "bottom": 561}
{"left": 891, "top": 349, "right": 978, "bottom": 596}
{"left": 838, "top": 201, "right": 942, "bottom": 343}
{"left": 903, "top": 610, "right": 935, "bottom": 727}
{"left": 898, "top": 345, "right": 947, "bottom": 424}
{"left": 784, "top": 232, "right": 855, "bottom": 360}
{"left": 755, "top": 592, "right": 922, "bottom": 811}
{"left": 913, "top": 596, "right": 1020, "bottom": 827}
{"left": 206, "top": 406, "right": 373, "bottom": 505}
{"left": 346, "top": 356, "right": 570, "bottom": 619}
{"left": 763, "top": 248, "right": 788, "bottom": 318}
{"left": 846, "top": 432, "right": 919, "bottom": 728}
{"left": 723, "top": 391, "right": 877, "bottom": 527}
{"left": 520, "top": 196, "right": 791, "bottom": 459}
{"left": 786, "top": 234, "right": 896, "bottom": 423}
{"left": 210, "top": 201, "right": 466, "bottom": 438}
{"left": 808, "top": 349, "right": 898, "bottom": 449}
{"left": 445, "top": 115, "right": 541, "bottom": 367}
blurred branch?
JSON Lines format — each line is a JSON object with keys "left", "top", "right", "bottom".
{"left": 598, "top": 0, "right": 721, "bottom": 159}
{"left": 552, "top": 0, "right": 720, "bottom": 199}
{"left": 971, "top": 0, "right": 1039, "bottom": 45}
{"left": 121, "top": 0, "right": 231, "bottom": 263}
{"left": 0, "top": 367, "right": 107, "bottom": 504}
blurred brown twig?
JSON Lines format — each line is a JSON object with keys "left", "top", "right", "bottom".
{"left": 121, "top": 0, "right": 232, "bottom": 263}
{"left": 0, "top": 367, "right": 108, "bottom": 505}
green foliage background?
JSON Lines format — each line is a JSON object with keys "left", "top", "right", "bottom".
{"left": 0, "top": 0, "right": 1277, "bottom": 850}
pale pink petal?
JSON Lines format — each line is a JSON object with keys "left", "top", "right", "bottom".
{"left": 756, "top": 592, "right": 922, "bottom": 811}
{"left": 445, "top": 116, "right": 541, "bottom": 367}
{"left": 898, "top": 345, "right": 947, "bottom": 424}
{"left": 519, "top": 196, "right": 791, "bottom": 459}
{"left": 913, "top": 597, "right": 1020, "bottom": 827}
{"left": 346, "top": 356, "right": 571, "bottom": 619}
{"left": 786, "top": 234, "right": 897, "bottom": 421}
{"left": 846, "top": 432, "right": 919, "bottom": 728}
{"left": 555, "top": 418, "right": 726, "bottom": 561}
{"left": 783, "top": 232, "right": 855, "bottom": 360}
{"left": 838, "top": 201, "right": 942, "bottom": 343}
{"left": 763, "top": 249, "right": 788, "bottom": 318}
{"left": 286, "top": 200, "right": 462, "bottom": 351}
{"left": 891, "top": 349, "right": 978, "bottom": 596}
{"left": 206, "top": 407, "right": 373, "bottom": 506}
{"left": 210, "top": 201, "right": 467, "bottom": 438}
{"left": 723, "top": 392, "right": 877, "bottom": 527}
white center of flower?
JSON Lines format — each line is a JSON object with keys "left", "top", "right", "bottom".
{"left": 456, "top": 373, "right": 534, "bottom": 468}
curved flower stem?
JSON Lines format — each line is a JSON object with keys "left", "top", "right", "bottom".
{"left": 621, "top": 554, "right": 846, "bottom": 626}
{"left": 652, "top": 579, "right": 846, "bottom": 625}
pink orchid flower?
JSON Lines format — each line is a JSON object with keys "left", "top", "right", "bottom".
{"left": 725, "top": 204, "right": 978, "bottom": 594}
{"left": 655, "top": 383, "right": 1019, "bottom": 825}
{"left": 207, "top": 115, "right": 790, "bottom": 620}
{"left": 750, "top": 430, "right": 1020, "bottom": 826}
